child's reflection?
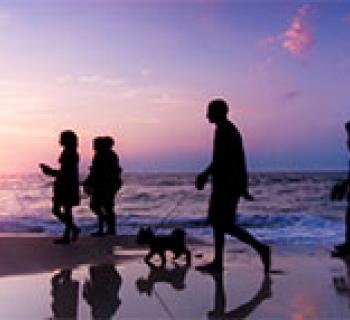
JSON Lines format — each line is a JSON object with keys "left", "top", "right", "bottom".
{"left": 83, "top": 264, "right": 122, "bottom": 319}
{"left": 51, "top": 269, "right": 79, "bottom": 319}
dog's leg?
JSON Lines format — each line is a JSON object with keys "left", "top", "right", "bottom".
{"left": 160, "top": 252, "right": 166, "bottom": 266}
{"left": 145, "top": 251, "right": 154, "bottom": 264}
{"left": 174, "top": 251, "right": 181, "bottom": 260}
{"left": 184, "top": 249, "right": 191, "bottom": 266}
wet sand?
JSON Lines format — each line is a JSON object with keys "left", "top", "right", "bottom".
{"left": 0, "top": 234, "right": 350, "bottom": 319}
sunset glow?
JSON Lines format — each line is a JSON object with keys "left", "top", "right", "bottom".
{"left": 0, "top": 1, "right": 349, "bottom": 173}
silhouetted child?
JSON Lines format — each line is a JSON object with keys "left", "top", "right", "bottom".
{"left": 331, "top": 121, "right": 350, "bottom": 256}
{"left": 83, "top": 264, "right": 122, "bottom": 319}
{"left": 40, "top": 130, "right": 80, "bottom": 244}
{"left": 83, "top": 136, "right": 122, "bottom": 236}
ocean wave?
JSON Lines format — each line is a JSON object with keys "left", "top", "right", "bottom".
{"left": 0, "top": 211, "right": 344, "bottom": 245}
{"left": 0, "top": 172, "right": 347, "bottom": 245}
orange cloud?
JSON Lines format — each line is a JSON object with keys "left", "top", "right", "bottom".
{"left": 282, "top": 5, "right": 314, "bottom": 57}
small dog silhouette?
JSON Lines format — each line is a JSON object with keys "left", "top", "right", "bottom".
{"left": 136, "top": 227, "right": 191, "bottom": 266}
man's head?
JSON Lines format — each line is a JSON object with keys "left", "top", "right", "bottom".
{"left": 207, "top": 99, "right": 229, "bottom": 124}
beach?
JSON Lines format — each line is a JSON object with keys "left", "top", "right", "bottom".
{"left": 0, "top": 234, "right": 349, "bottom": 319}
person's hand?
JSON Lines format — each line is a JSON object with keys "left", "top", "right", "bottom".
{"left": 242, "top": 190, "right": 254, "bottom": 201}
{"left": 39, "top": 163, "right": 51, "bottom": 175}
{"left": 195, "top": 172, "right": 208, "bottom": 190}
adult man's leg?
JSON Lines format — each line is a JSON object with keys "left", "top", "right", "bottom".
{"left": 213, "top": 227, "right": 225, "bottom": 267}
{"left": 196, "top": 194, "right": 234, "bottom": 272}
{"left": 226, "top": 224, "right": 270, "bottom": 273}
{"left": 346, "top": 204, "right": 350, "bottom": 246}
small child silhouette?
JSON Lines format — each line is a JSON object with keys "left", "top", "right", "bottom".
{"left": 39, "top": 130, "right": 80, "bottom": 244}
{"left": 83, "top": 136, "right": 122, "bottom": 236}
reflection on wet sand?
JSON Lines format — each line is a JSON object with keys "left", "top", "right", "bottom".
{"left": 136, "top": 262, "right": 190, "bottom": 296}
{"left": 333, "top": 256, "right": 350, "bottom": 306}
{"left": 50, "top": 265, "right": 122, "bottom": 320}
{"left": 83, "top": 264, "right": 122, "bottom": 319}
{"left": 51, "top": 269, "right": 79, "bottom": 320}
{"left": 206, "top": 270, "right": 272, "bottom": 320}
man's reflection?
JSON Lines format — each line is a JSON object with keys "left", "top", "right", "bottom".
{"left": 136, "top": 262, "right": 190, "bottom": 296}
{"left": 206, "top": 270, "right": 272, "bottom": 320}
{"left": 51, "top": 269, "right": 79, "bottom": 320}
{"left": 83, "top": 264, "right": 122, "bottom": 319}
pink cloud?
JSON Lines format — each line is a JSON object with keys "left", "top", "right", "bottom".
{"left": 258, "top": 5, "right": 314, "bottom": 60}
{"left": 282, "top": 5, "right": 314, "bottom": 57}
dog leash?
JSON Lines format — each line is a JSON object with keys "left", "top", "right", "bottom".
{"left": 154, "top": 289, "right": 175, "bottom": 320}
{"left": 153, "top": 192, "right": 188, "bottom": 231}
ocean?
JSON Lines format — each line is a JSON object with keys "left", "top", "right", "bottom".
{"left": 0, "top": 172, "right": 347, "bottom": 245}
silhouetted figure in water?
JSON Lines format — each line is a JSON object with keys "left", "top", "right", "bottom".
{"left": 195, "top": 99, "right": 270, "bottom": 273}
{"left": 331, "top": 121, "right": 350, "bottom": 256}
{"left": 40, "top": 130, "right": 80, "bottom": 244}
{"left": 136, "top": 262, "right": 190, "bottom": 296}
{"left": 51, "top": 269, "right": 79, "bottom": 320}
{"left": 206, "top": 270, "right": 272, "bottom": 319}
{"left": 83, "top": 264, "right": 122, "bottom": 319}
{"left": 83, "top": 136, "right": 122, "bottom": 236}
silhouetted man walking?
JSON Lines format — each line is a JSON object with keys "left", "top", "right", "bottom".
{"left": 331, "top": 121, "right": 350, "bottom": 256}
{"left": 196, "top": 99, "right": 271, "bottom": 273}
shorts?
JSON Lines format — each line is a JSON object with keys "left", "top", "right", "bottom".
{"left": 208, "top": 192, "right": 240, "bottom": 228}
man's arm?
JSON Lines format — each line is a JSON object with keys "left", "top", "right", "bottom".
{"left": 195, "top": 164, "right": 212, "bottom": 190}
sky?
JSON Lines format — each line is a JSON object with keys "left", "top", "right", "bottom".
{"left": 0, "top": 0, "right": 350, "bottom": 173}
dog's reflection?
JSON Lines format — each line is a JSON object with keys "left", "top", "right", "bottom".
{"left": 83, "top": 264, "right": 122, "bottom": 319}
{"left": 51, "top": 269, "right": 79, "bottom": 320}
{"left": 207, "top": 270, "right": 272, "bottom": 320}
{"left": 333, "top": 256, "right": 350, "bottom": 306}
{"left": 136, "top": 262, "right": 190, "bottom": 296}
